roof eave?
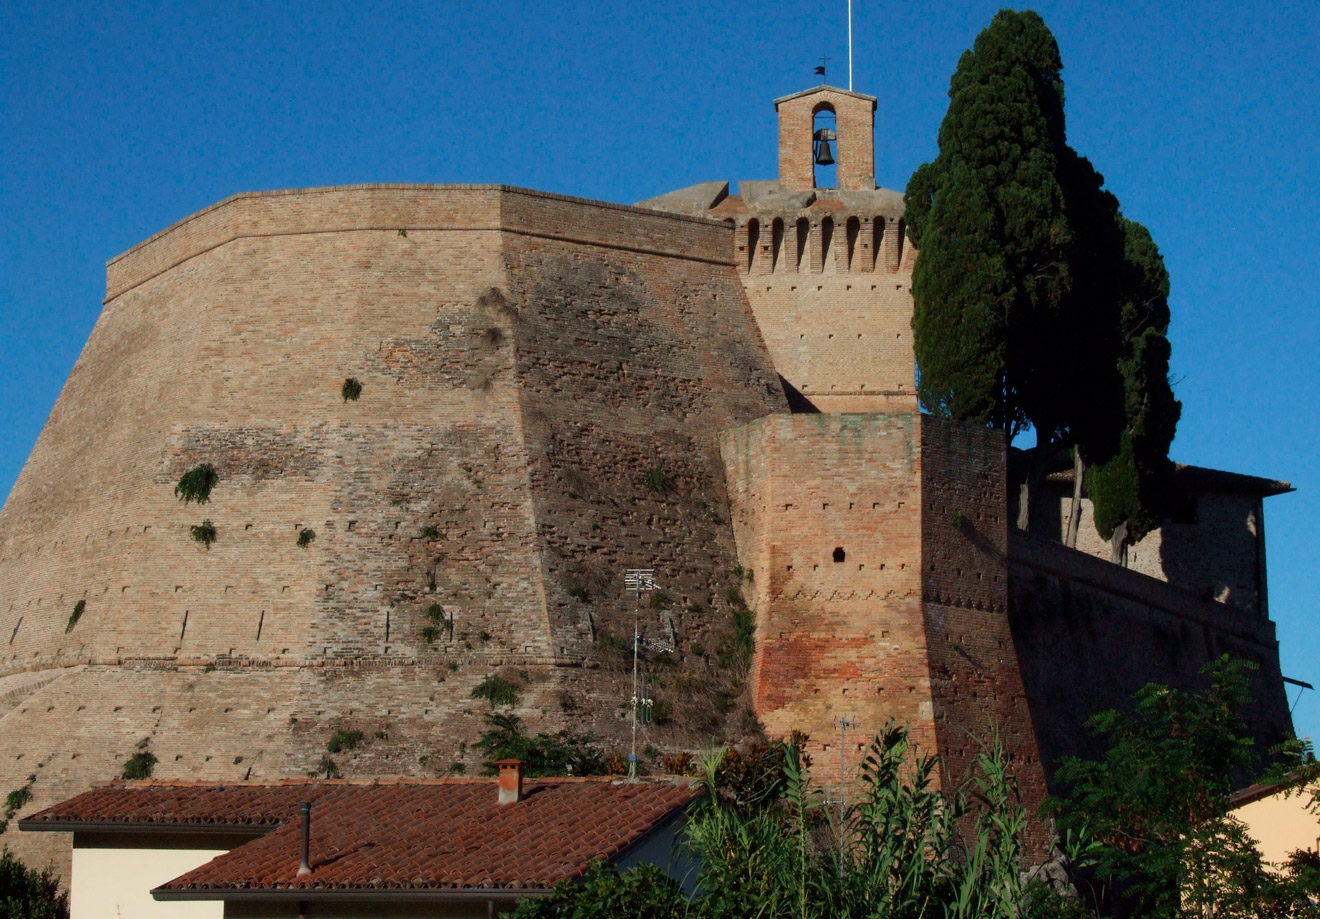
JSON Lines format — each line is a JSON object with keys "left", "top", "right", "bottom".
{"left": 18, "top": 818, "right": 277, "bottom": 836}
{"left": 152, "top": 885, "right": 553, "bottom": 903}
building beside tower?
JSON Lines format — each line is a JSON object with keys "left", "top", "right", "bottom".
{"left": 0, "top": 84, "right": 1294, "bottom": 876}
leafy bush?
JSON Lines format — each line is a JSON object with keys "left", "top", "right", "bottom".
{"left": 296, "top": 528, "right": 315, "bottom": 548}
{"left": 3, "top": 787, "right": 31, "bottom": 815}
{"left": 420, "top": 525, "right": 441, "bottom": 540}
{"left": 326, "top": 728, "right": 365, "bottom": 754}
{"left": 0, "top": 847, "right": 69, "bottom": 919}
{"left": 420, "top": 603, "right": 451, "bottom": 644}
{"left": 341, "top": 377, "right": 363, "bottom": 401}
{"left": 471, "top": 674, "right": 521, "bottom": 708}
{"left": 190, "top": 520, "right": 217, "bottom": 548}
{"left": 314, "top": 756, "right": 341, "bottom": 779}
{"left": 174, "top": 464, "right": 219, "bottom": 504}
{"left": 64, "top": 600, "right": 84, "bottom": 634}
{"left": 476, "top": 712, "right": 610, "bottom": 777}
{"left": 511, "top": 861, "right": 686, "bottom": 919}
{"left": 121, "top": 749, "right": 157, "bottom": 781}
{"left": 641, "top": 467, "right": 668, "bottom": 493}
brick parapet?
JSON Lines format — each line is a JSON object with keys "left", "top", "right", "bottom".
{"left": 106, "top": 186, "right": 734, "bottom": 302}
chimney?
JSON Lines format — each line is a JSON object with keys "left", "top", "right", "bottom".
{"left": 296, "top": 802, "right": 313, "bottom": 876}
{"left": 496, "top": 759, "right": 524, "bottom": 805}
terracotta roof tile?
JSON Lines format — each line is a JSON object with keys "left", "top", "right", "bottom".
{"left": 22, "top": 777, "right": 699, "bottom": 893}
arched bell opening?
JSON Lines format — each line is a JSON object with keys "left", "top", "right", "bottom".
{"left": 811, "top": 104, "right": 837, "bottom": 190}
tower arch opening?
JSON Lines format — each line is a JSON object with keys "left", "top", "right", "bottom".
{"left": 812, "top": 104, "right": 838, "bottom": 190}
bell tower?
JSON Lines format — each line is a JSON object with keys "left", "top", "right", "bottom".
{"left": 775, "top": 85, "right": 877, "bottom": 191}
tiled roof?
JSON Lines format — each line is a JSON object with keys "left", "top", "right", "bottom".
{"left": 22, "top": 777, "right": 699, "bottom": 894}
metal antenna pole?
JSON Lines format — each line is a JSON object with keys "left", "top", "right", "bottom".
{"left": 624, "top": 569, "right": 656, "bottom": 780}
{"left": 847, "top": 0, "right": 853, "bottom": 91}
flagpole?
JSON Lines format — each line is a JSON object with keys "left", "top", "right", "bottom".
{"left": 848, "top": 0, "right": 853, "bottom": 91}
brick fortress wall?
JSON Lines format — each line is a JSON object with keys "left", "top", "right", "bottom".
{"left": 0, "top": 185, "right": 786, "bottom": 874}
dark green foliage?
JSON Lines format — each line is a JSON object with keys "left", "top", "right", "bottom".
{"left": 1086, "top": 220, "right": 1181, "bottom": 543}
{"left": 511, "top": 861, "right": 687, "bottom": 919}
{"left": 641, "top": 467, "right": 668, "bottom": 493}
{"left": 420, "top": 525, "right": 441, "bottom": 540}
{"left": 326, "top": 728, "right": 365, "bottom": 754}
{"left": 476, "top": 712, "right": 610, "bottom": 777}
{"left": 64, "top": 600, "right": 84, "bottom": 634}
{"left": 296, "top": 527, "right": 315, "bottom": 548}
{"left": 471, "top": 674, "right": 521, "bottom": 707}
{"left": 314, "top": 756, "right": 341, "bottom": 779}
{"left": 121, "top": 740, "right": 158, "bottom": 781}
{"left": 905, "top": 9, "right": 1068, "bottom": 436}
{"left": 190, "top": 519, "right": 217, "bottom": 548}
{"left": 906, "top": 10, "right": 1178, "bottom": 537}
{"left": 567, "top": 583, "right": 589, "bottom": 601}
{"left": 174, "top": 464, "right": 219, "bottom": 504}
{"left": 0, "top": 848, "right": 69, "bottom": 919}
{"left": 3, "top": 788, "right": 30, "bottom": 816}
{"left": 341, "top": 377, "right": 362, "bottom": 401}
{"left": 420, "top": 602, "right": 451, "bottom": 643}
{"left": 1052, "top": 656, "right": 1316, "bottom": 917}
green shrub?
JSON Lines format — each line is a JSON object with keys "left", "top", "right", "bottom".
{"left": 174, "top": 464, "right": 219, "bottom": 505}
{"left": 471, "top": 674, "right": 521, "bottom": 708}
{"left": 641, "top": 467, "right": 668, "bottom": 493}
{"left": 421, "top": 603, "right": 451, "bottom": 644}
{"left": 0, "top": 847, "right": 69, "bottom": 919}
{"left": 4, "top": 787, "right": 32, "bottom": 815}
{"left": 296, "top": 528, "right": 316, "bottom": 548}
{"left": 511, "top": 861, "right": 685, "bottom": 919}
{"left": 314, "top": 756, "right": 341, "bottom": 779}
{"left": 326, "top": 728, "right": 364, "bottom": 753}
{"left": 121, "top": 749, "right": 157, "bottom": 781}
{"left": 420, "top": 525, "right": 441, "bottom": 540}
{"left": 448, "top": 762, "right": 467, "bottom": 776}
{"left": 341, "top": 377, "right": 363, "bottom": 401}
{"left": 64, "top": 600, "right": 85, "bottom": 634}
{"left": 476, "top": 712, "right": 610, "bottom": 777}
{"left": 190, "top": 520, "right": 217, "bottom": 548}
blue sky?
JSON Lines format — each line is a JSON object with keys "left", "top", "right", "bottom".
{"left": 2, "top": 0, "right": 1317, "bottom": 744}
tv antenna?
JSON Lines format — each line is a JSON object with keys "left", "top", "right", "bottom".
{"left": 624, "top": 568, "right": 659, "bottom": 779}
{"left": 847, "top": 0, "right": 854, "bottom": 91}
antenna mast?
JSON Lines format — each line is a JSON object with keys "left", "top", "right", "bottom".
{"left": 847, "top": 0, "right": 854, "bottom": 91}
{"left": 624, "top": 568, "right": 657, "bottom": 780}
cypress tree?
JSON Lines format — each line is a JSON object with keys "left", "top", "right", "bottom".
{"left": 906, "top": 9, "right": 1179, "bottom": 542}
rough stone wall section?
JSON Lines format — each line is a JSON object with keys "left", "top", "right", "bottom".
{"left": 0, "top": 185, "right": 786, "bottom": 873}
{"left": 1007, "top": 532, "right": 1293, "bottom": 784}
{"left": 919, "top": 420, "right": 1049, "bottom": 848}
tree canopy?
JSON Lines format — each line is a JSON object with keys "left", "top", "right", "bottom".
{"left": 905, "top": 9, "right": 1179, "bottom": 541}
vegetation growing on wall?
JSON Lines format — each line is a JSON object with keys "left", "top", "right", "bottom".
{"left": 296, "top": 527, "right": 316, "bottom": 548}
{"left": 174, "top": 464, "right": 219, "bottom": 504}
{"left": 120, "top": 739, "right": 157, "bottom": 780}
{"left": 190, "top": 519, "right": 217, "bottom": 548}
{"left": 341, "top": 377, "right": 363, "bottom": 401}
{"left": 476, "top": 712, "right": 617, "bottom": 777}
{"left": 63, "top": 600, "right": 85, "bottom": 634}
{"left": 471, "top": 674, "right": 521, "bottom": 708}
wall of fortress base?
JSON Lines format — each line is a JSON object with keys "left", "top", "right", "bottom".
{"left": 0, "top": 186, "right": 787, "bottom": 875}
{"left": 1008, "top": 533, "right": 1293, "bottom": 785}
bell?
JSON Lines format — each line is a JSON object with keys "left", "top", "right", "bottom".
{"left": 814, "top": 137, "right": 835, "bottom": 166}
